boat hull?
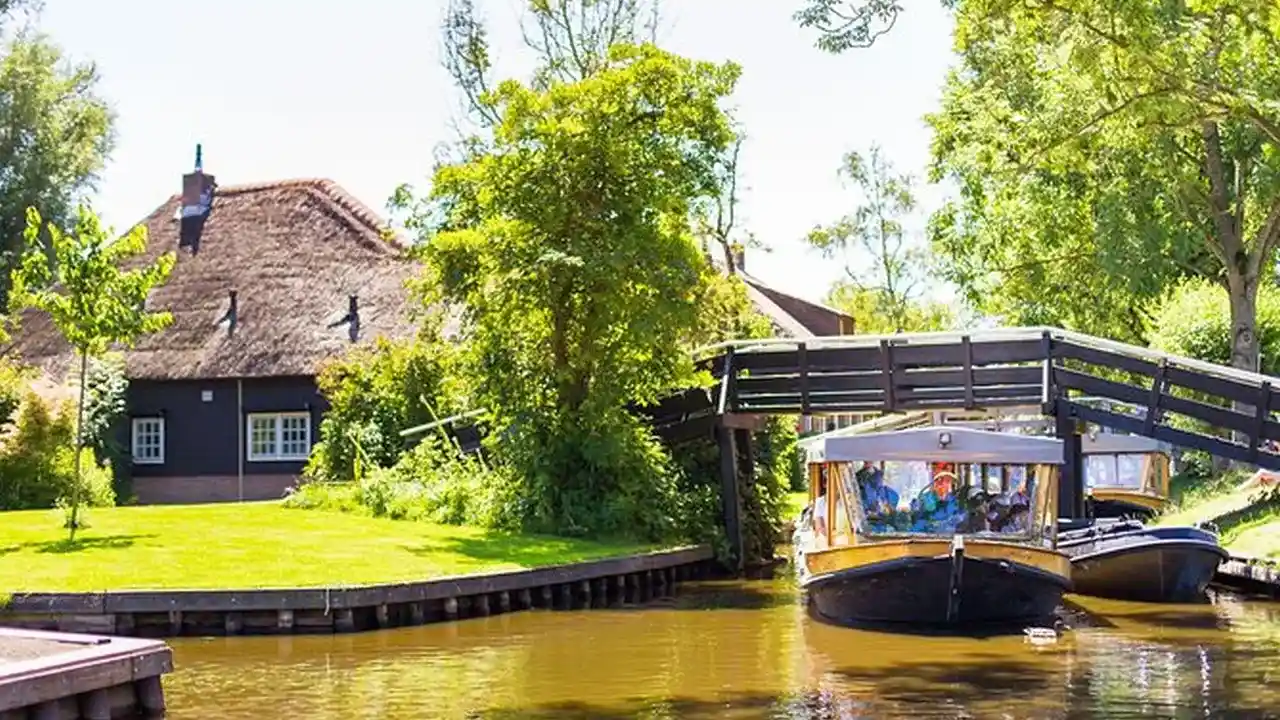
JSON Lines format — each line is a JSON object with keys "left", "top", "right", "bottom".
{"left": 1060, "top": 525, "right": 1227, "bottom": 603}
{"left": 802, "top": 551, "right": 1070, "bottom": 628}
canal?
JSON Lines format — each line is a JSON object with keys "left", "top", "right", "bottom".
{"left": 161, "top": 577, "right": 1280, "bottom": 718}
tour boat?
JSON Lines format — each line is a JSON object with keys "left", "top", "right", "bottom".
{"left": 794, "top": 426, "right": 1072, "bottom": 629}
{"left": 1083, "top": 433, "right": 1172, "bottom": 520}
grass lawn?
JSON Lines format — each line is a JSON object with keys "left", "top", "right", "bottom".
{"left": 1224, "top": 512, "right": 1280, "bottom": 559}
{"left": 0, "top": 502, "right": 655, "bottom": 593}
{"left": 784, "top": 492, "right": 808, "bottom": 521}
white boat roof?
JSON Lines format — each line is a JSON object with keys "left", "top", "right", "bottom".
{"left": 1082, "top": 432, "right": 1166, "bottom": 455}
{"left": 808, "top": 425, "right": 1065, "bottom": 464}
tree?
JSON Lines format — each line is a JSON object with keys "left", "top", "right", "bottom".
{"left": 795, "top": 0, "right": 912, "bottom": 52}
{"left": 806, "top": 145, "right": 937, "bottom": 333}
{"left": 927, "top": 0, "right": 1280, "bottom": 369}
{"left": 440, "top": 0, "right": 660, "bottom": 132}
{"left": 10, "top": 205, "right": 174, "bottom": 539}
{"left": 0, "top": 30, "right": 115, "bottom": 301}
{"left": 408, "top": 44, "right": 740, "bottom": 537}
{"left": 827, "top": 282, "right": 955, "bottom": 334}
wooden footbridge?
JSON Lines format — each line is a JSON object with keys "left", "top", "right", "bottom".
{"left": 636, "top": 327, "right": 1280, "bottom": 567}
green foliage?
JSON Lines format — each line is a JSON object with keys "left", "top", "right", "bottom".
{"left": 827, "top": 282, "right": 956, "bottom": 334}
{"left": 927, "top": 0, "right": 1280, "bottom": 360}
{"left": 1149, "top": 278, "right": 1280, "bottom": 375}
{"left": 0, "top": 390, "right": 113, "bottom": 511}
{"left": 0, "top": 31, "right": 115, "bottom": 302}
{"left": 9, "top": 205, "right": 174, "bottom": 539}
{"left": 394, "top": 44, "right": 741, "bottom": 541}
{"left": 808, "top": 145, "right": 952, "bottom": 334}
{"left": 795, "top": 0, "right": 913, "bottom": 52}
{"left": 306, "top": 337, "right": 457, "bottom": 484}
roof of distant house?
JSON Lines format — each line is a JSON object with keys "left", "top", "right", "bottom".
{"left": 708, "top": 250, "right": 853, "bottom": 337}
{"left": 7, "top": 178, "right": 425, "bottom": 381}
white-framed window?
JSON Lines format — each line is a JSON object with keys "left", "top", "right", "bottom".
{"left": 246, "top": 412, "right": 312, "bottom": 462}
{"left": 131, "top": 417, "right": 165, "bottom": 465}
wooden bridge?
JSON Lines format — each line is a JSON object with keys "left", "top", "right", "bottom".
{"left": 636, "top": 327, "right": 1280, "bottom": 567}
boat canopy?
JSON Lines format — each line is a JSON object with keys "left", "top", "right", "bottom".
{"left": 1082, "top": 433, "right": 1166, "bottom": 455}
{"left": 808, "top": 426, "right": 1064, "bottom": 465}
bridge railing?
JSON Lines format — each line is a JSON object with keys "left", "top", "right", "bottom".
{"left": 683, "top": 327, "right": 1280, "bottom": 471}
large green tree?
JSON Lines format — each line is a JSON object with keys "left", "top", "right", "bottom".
{"left": 405, "top": 44, "right": 739, "bottom": 537}
{"left": 0, "top": 27, "right": 114, "bottom": 299}
{"left": 925, "top": 0, "right": 1280, "bottom": 368}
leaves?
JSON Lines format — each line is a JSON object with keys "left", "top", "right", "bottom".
{"left": 0, "top": 32, "right": 114, "bottom": 301}
{"left": 10, "top": 204, "right": 175, "bottom": 356}
{"left": 807, "top": 144, "right": 944, "bottom": 333}
{"left": 927, "top": 0, "right": 1280, "bottom": 354}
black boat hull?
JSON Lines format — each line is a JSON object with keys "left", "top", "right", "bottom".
{"left": 1060, "top": 525, "right": 1227, "bottom": 603}
{"left": 803, "top": 555, "right": 1070, "bottom": 628}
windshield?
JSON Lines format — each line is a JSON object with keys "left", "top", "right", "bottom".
{"left": 850, "top": 460, "right": 1048, "bottom": 540}
{"left": 1086, "top": 453, "right": 1152, "bottom": 491}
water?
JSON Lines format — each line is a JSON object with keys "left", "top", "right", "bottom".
{"left": 162, "top": 579, "right": 1280, "bottom": 718}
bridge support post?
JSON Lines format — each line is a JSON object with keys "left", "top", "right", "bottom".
{"left": 1055, "top": 410, "right": 1085, "bottom": 519}
{"left": 716, "top": 419, "right": 745, "bottom": 574}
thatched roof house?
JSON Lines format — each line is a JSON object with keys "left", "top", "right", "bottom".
{"left": 7, "top": 159, "right": 423, "bottom": 505}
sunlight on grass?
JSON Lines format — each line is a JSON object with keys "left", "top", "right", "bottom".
{"left": 1222, "top": 510, "right": 1280, "bottom": 559}
{"left": 0, "top": 502, "right": 655, "bottom": 592}
{"left": 784, "top": 492, "right": 808, "bottom": 521}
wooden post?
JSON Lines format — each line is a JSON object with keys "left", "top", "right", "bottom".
{"left": 224, "top": 612, "right": 243, "bottom": 635}
{"left": 497, "top": 591, "right": 512, "bottom": 613}
{"left": 1056, "top": 409, "right": 1084, "bottom": 519}
{"left": 716, "top": 418, "right": 745, "bottom": 573}
{"left": 409, "top": 602, "right": 426, "bottom": 625}
{"left": 473, "top": 594, "right": 491, "bottom": 616}
{"left": 277, "top": 609, "right": 295, "bottom": 632}
{"left": 167, "top": 610, "right": 183, "bottom": 636}
{"left": 334, "top": 609, "right": 356, "bottom": 633}
{"left": 135, "top": 676, "right": 166, "bottom": 714}
{"left": 374, "top": 604, "right": 390, "bottom": 628}
{"left": 443, "top": 597, "right": 459, "bottom": 620}
{"left": 962, "top": 335, "right": 975, "bottom": 410}
{"left": 517, "top": 588, "right": 533, "bottom": 610}
{"left": 539, "top": 585, "right": 554, "bottom": 609}
{"left": 879, "top": 339, "right": 896, "bottom": 411}
{"left": 79, "top": 689, "right": 111, "bottom": 720}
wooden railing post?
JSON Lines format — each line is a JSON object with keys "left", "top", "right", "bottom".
{"left": 1145, "top": 359, "right": 1168, "bottom": 437}
{"left": 1055, "top": 407, "right": 1085, "bottom": 520}
{"left": 1250, "top": 380, "right": 1273, "bottom": 464}
{"left": 716, "top": 418, "right": 745, "bottom": 573}
{"left": 798, "top": 342, "right": 811, "bottom": 417}
{"left": 879, "top": 339, "right": 896, "bottom": 412}
{"left": 961, "top": 335, "right": 975, "bottom": 410}
{"left": 1040, "top": 330, "right": 1055, "bottom": 416}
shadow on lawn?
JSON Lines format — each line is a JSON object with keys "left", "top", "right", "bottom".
{"left": 403, "top": 533, "right": 643, "bottom": 569}
{"left": 0, "top": 533, "right": 156, "bottom": 556}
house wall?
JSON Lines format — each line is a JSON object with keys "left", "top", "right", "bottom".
{"left": 123, "top": 376, "right": 327, "bottom": 504}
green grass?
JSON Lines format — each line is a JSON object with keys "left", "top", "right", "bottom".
{"left": 0, "top": 502, "right": 655, "bottom": 593}
{"left": 784, "top": 492, "right": 808, "bottom": 521}
{"left": 1224, "top": 510, "right": 1280, "bottom": 559}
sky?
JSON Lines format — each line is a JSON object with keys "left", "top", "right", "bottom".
{"left": 35, "top": 0, "right": 958, "bottom": 306}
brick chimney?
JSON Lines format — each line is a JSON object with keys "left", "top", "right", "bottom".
{"left": 180, "top": 144, "right": 216, "bottom": 218}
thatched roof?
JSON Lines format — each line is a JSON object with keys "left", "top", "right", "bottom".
{"left": 6, "top": 178, "right": 425, "bottom": 381}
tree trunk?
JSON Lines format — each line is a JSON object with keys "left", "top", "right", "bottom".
{"left": 1226, "top": 273, "right": 1261, "bottom": 374}
{"left": 69, "top": 348, "right": 88, "bottom": 542}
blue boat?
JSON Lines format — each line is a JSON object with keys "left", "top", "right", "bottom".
{"left": 1057, "top": 519, "right": 1228, "bottom": 603}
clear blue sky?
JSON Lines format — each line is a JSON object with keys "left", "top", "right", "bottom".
{"left": 37, "top": 0, "right": 957, "bottom": 306}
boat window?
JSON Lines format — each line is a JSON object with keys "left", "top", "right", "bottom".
{"left": 1086, "top": 453, "right": 1147, "bottom": 490}
{"left": 851, "top": 460, "right": 1039, "bottom": 538}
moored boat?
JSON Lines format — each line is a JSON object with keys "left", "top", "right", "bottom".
{"left": 1083, "top": 433, "right": 1172, "bottom": 520}
{"left": 1058, "top": 519, "right": 1228, "bottom": 603}
{"left": 795, "top": 426, "right": 1072, "bottom": 629}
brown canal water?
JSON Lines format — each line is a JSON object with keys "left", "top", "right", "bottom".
{"left": 162, "top": 578, "right": 1280, "bottom": 719}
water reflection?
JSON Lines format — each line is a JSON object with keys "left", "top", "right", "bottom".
{"left": 162, "top": 581, "right": 1280, "bottom": 719}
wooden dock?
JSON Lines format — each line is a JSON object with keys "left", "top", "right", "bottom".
{"left": 1214, "top": 554, "right": 1280, "bottom": 597}
{"left": 0, "top": 546, "right": 714, "bottom": 638}
{"left": 0, "top": 627, "right": 171, "bottom": 720}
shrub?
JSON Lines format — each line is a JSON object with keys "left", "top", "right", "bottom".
{"left": 0, "top": 390, "right": 114, "bottom": 511}
{"left": 306, "top": 337, "right": 457, "bottom": 483}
